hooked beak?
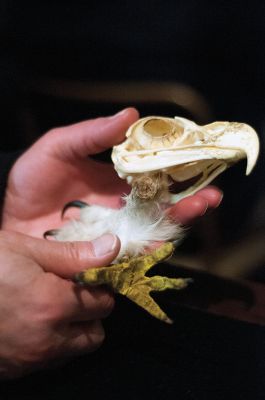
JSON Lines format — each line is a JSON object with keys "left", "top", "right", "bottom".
{"left": 208, "top": 122, "right": 260, "bottom": 175}
{"left": 168, "top": 121, "right": 260, "bottom": 201}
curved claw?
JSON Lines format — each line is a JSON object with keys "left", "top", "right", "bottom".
{"left": 43, "top": 229, "right": 60, "bottom": 239}
{"left": 61, "top": 200, "right": 89, "bottom": 219}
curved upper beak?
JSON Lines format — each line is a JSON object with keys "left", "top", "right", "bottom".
{"left": 212, "top": 122, "right": 260, "bottom": 175}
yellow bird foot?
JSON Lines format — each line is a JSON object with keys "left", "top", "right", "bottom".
{"left": 75, "top": 242, "right": 191, "bottom": 324}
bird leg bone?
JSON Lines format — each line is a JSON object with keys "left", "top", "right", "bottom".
{"left": 75, "top": 242, "right": 191, "bottom": 324}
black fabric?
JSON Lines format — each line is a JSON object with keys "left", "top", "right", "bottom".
{"left": 0, "top": 297, "right": 264, "bottom": 400}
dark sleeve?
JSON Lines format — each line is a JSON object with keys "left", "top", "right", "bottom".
{"left": 0, "top": 151, "right": 22, "bottom": 213}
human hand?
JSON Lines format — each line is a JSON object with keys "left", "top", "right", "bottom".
{"left": 2, "top": 108, "right": 222, "bottom": 237}
{"left": 0, "top": 230, "right": 120, "bottom": 379}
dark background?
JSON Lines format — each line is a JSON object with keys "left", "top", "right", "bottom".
{"left": 0, "top": 2, "right": 265, "bottom": 399}
{"left": 1, "top": 1, "right": 265, "bottom": 147}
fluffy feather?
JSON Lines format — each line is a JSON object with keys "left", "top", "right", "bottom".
{"left": 55, "top": 192, "right": 183, "bottom": 261}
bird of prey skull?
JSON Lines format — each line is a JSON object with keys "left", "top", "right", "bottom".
{"left": 45, "top": 116, "right": 259, "bottom": 323}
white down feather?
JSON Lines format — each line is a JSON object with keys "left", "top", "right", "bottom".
{"left": 55, "top": 193, "right": 183, "bottom": 261}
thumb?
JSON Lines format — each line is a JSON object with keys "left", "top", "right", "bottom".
{"left": 4, "top": 231, "right": 120, "bottom": 278}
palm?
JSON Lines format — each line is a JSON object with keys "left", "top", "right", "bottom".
{"left": 3, "top": 151, "right": 129, "bottom": 237}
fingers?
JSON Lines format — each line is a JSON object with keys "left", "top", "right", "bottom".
{"left": 2, "top": 231, "right": 120, "bottom": 278}
{"left": 195, "top": 185, "right": 224, "bottom": 208}
{"left": 36, "top": 233, "right": 120, "bottom": 278}
{"left": 46, "top": 107, "right": 139, "bottom": 159}
{"left": 65, "top": 320, "right": 105, "bottom": 355}
{"left": 43, "top": 321, "right": 105, "bottom": 362}
{"left": 43, "top": 276, "right": 115, "bottom": 323}
{"left": 167, "top": 186, "right": 223, "bottom": 225}
{"left": 22, "top": 230, "right": 116, "bottom": 319}
{"left": 0, "top": 231, "right": 114, "bottom": 373}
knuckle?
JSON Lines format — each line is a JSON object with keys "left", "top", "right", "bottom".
{"left": 27, "top": 346, "right": 59, "bottom": 367}
{"left": 41, "top": 127, "right": 65, "bottom": 152}
{"left": 34, "top": 275, "right": 66, "bottom": 323}
{"left": 99, "top": 293, "right": 115, "bottom": 318}
{"left": 46, "top": 127, "right": 62, "bottom": 138}
{"left": 86, "top": 322, "right": 106, "bottom": 352}
{"left": 92, "top": 331, "right": 105, "bottom": 351}
{"left": 40, "top": 128, "right": 59, "bottom": 148}
{"left": 13, "top": 332, "right": 58, "bottom": 366}
{"left": 19, "top": 341, "right": 55, "bottom": 364}
{"left": 63, "top": 242, "right": 92, "bottom": 270}
{"left": 45, "top": 304, "right": 65, "bottom": 323}
{"left": 66, "top": 322, "right": 106, "bottom": 356}
{"left": 64, "top": 241, "right": 81, "bottom": 260}
{"left": 36, "top": 300, "right": 63, "bottom": 324}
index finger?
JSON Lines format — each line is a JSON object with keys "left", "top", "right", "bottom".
{"left": 48, "top": 108, "right": 139, "bottom": 160}
{"left": 167, "top": 186, "right": 223, "bottom": 225}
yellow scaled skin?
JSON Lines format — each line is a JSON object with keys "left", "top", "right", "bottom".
{"left": 75, "top": 242, "right": 190, "bottom": 323}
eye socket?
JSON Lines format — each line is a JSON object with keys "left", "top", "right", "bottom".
{"left": 143, "top": 118, "right": 174, "bottom": 138}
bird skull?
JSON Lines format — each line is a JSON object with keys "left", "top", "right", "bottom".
{"left": 111, "top": 116, "right": 259, "bottom": 202}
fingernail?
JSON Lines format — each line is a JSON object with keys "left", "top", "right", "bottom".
{"left": 110, "top": 109, "right": 128, "bottom": 119}
{"left": 91, "top": 233, "right": 117, "bottom": 257}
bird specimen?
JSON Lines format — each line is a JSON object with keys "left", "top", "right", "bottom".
{"left": 45, "top": 116, "right": 259, "bottom": 323}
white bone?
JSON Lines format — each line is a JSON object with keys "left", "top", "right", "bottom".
{"left": 53, "top": 116, "right": 259, "bottom": 259}
{"left": 112, "top": 116, "right": 259, "bottom": 202}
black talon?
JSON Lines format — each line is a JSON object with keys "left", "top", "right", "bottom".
{"left": 43, "top": 229, "right": 60, "bottom": 239}
{"left": 61, "top": 200, "right": 89, "bottom": 219}
{"left": 74, "top": 272, "right": 86, "bottom": 285}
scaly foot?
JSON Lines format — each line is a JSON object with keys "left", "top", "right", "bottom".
{"left": 75, "top": 242, "right": 191, "bottom": 323}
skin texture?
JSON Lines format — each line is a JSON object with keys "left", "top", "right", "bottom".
{"left": 0, "top": 230, "right": 120, "bottom": 379}
{"left": 0, "top": 108, "right": 223, "bottom": 378}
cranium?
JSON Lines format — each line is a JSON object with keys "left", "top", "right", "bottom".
{"left": 112, "top": 116, "right": 259, "bottom": 202}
